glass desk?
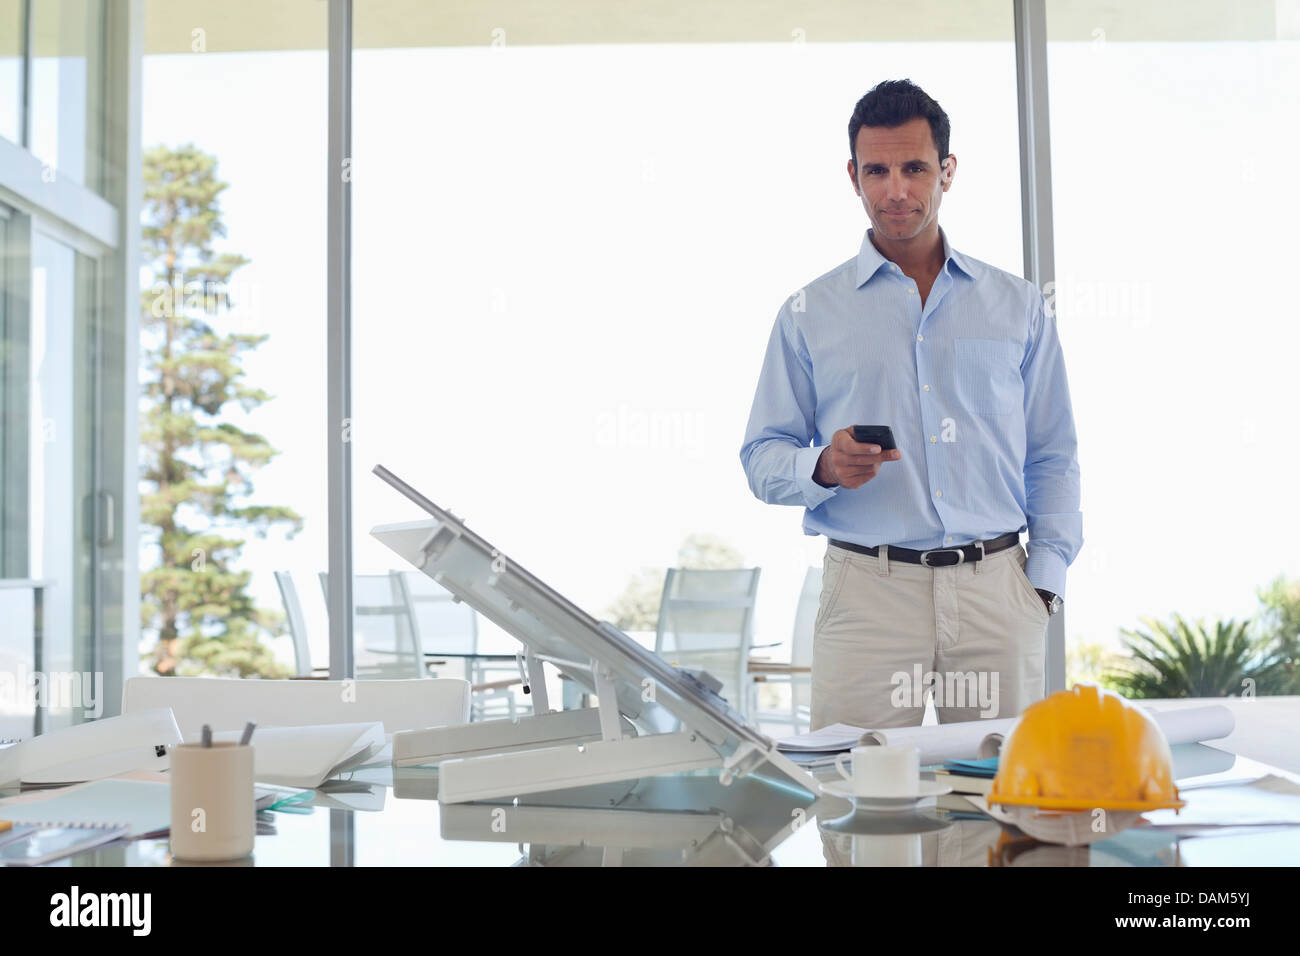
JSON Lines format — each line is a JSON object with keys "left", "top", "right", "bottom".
{"left": 30, "top": 741, "right": 1300, "bottom": 866}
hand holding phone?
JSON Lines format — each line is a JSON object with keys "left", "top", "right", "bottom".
{"left": 814, "top": 425, "right": 901, "bottom": 489}
{"left": 851, "top": 425, "right": 897, "bottom": 451}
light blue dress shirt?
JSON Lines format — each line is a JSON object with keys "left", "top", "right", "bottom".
{"left": 739, "top": 227, "right": 1082, "bottom": 598}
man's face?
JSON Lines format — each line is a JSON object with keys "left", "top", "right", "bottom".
{"left": 847, "top": 116, "right": 954, "bottom": 243}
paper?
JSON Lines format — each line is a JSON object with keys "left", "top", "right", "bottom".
{"left": 0, "top": 778, "right": 171, "bottom": 837}
{"left": 858, "top": 720, "right": 1014, "bottom": 765}
{"left": 774, "top": 705, "right": 1237, "bottom": 766}
{"left": 775, "top": 718, "right": 1014, "bottom": 763}
{"left": 0, "top": 709, "right": 182, "bottom": 788}
{"left": 1139, "top": 704, "right": 1236, "bottom": 750}
{"left": 312, "top": 781, "right": 388, "bottom": 812}
{"left": 0, "top": 825, "right": 129, "bottom": 866}
{"left": 1140, "top": 774, "right": 1300, "bottom": 828}
{"left": 781, "top": 750, "right": 840, "bottom": 769}
{"left": 193, "top": 722, "right": 387, "bottom": 788}
{"left": 775, "top": 723, "right": 865, "bottom": 753}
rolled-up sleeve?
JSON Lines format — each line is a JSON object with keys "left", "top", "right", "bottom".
{"left": 1020, "top": 291, "right": 1083, "bottom": 598}
{"left": 739, "top": 301, "right": 839, "bottom": 511}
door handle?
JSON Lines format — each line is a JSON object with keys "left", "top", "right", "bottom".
{"left": 98, "top": 490, "right": 115, "bottom": 547}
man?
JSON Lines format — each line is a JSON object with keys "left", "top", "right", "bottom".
{"left": 739, "top": 79, "right": 1081, "bottom": 730}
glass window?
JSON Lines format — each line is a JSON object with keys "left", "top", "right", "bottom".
{"left": 28, "top": 231, "right": 87, "bottom": 730}
{"left": 0, "top": 1, "right": 128, "bottom": 729}
{"left": 1046, "top": 2, "right": 1300, "bottom": 651}
{"left": 29, "top": 0, "right": 106, "bottom": 189}
{"left": 0, "top": 219, "right": 103, "bottom": 734}
{"left": 0, "top": 210, "right": 26, "bottom": 740}
{"left": 0, "top": 208, "right": 13, "bottom": 572}
{"left": 0, "top": 0, "right": 21, "bottom": 144}
{"left": 350, "top": 2, "right": 1023, "bottom": 707}
{"left": 140, "top": 4, "right": 326, "bottom": 678}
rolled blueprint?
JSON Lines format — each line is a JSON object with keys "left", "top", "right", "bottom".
{"left": 856, "top": 704, "right": 1235, "bottom": 765}
{"left": 1137, "top": 703, "right": 1237, "bottom": 752}
{"left": 858, "top": 718, "right": 1016, "bottom": 764}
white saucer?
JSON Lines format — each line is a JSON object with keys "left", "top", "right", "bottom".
{"left": 820, "top": 778, "right": 951, "bottom": 811}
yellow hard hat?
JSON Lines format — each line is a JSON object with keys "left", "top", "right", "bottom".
{"left": 987, "top": 684, "right": 1186, "bottom": 813}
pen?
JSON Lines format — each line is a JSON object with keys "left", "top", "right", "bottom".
{"left": 238, "top": 721, "right": 257, "bottom": 746}
{"left": 201, "top": 724, "right": 212, "bottom": 748}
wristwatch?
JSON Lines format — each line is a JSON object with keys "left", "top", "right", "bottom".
{"left": 1035, "top": 588, "right": 1063, "bottom": 615}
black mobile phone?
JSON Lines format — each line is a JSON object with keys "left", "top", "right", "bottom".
{"left": 852, "top": 425, "right": 897, "bottom": 450}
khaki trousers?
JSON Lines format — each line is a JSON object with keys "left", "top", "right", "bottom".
{"left": 810, "top": 540, "right": 1047, "bottom": 729}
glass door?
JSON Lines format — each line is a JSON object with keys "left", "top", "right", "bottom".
{"left": 0, "top": 220, "right": 104, "bottom": 736}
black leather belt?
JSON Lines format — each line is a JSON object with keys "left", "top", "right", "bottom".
{"left": 828, "top": 531, "right": 1020, "bottom": 567}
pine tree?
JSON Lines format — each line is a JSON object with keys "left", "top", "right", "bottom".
{"left": 139, "top": 143, "right": 302, "bottom": 677}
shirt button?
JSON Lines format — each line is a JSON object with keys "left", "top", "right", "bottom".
{"left": 907, "top": 288, "right": 916, "bottom": 294}
{"left": 935, "top": 490, "right": 943, "bottom": 498}
{"left": 923, "top": 384, "right": 930, "bottom": 391}
{"left": 929, "top": 435, "right": 937, "bottom": 443}
{"left": 946, "top": 536, "right": 953, "bottom": 542}
{"left": 917, "top": 334, "right": 924, "bottom": 342}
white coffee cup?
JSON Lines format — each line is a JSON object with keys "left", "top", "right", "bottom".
{"left": 169, "top": 741, "right": 255, "bottom": 862}
{"left": 834, "top": 744, "right": 921, "bottom": 797}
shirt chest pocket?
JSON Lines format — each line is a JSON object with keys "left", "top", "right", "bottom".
{"left": 953, "top": 338, "right": 1022, "bottom": 415}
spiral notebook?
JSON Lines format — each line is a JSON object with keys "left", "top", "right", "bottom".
{"left": 0, "top": 823, "right": 129, "bottom": 865}
{"left": 0, "top": 778, "right": 171, "bottom": 838}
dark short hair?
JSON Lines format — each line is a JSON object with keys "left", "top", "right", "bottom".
{"left": 848, "top": 79, "right": 951, "bottom": 171}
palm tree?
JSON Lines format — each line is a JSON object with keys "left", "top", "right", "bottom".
{"left": 1106, "top": 615, "right": 1281, "bottom": 698}
{"left": 1253, "top": 575, "right": 1300, "bottom": 693}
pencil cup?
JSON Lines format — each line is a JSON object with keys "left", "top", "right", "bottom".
{"left": 169, "top": 742, "right": 255, "bottom": 862}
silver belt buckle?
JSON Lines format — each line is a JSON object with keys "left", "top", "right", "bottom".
{"left": 920, "top": 547, "right": 965, "bottom": 567}
{"left": 919, "top": 540, "right": 987, "bottom": 567}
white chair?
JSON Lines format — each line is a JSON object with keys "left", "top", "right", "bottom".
{"left": 654, "top": 567, "right": 761, "bottom": 716}
{"left": 395, "top": 571, "right": 522, "bottom": 721}
{"left": 318, "top": 572, "right": 427, "bottom": 680}
{"left": 275, "top": 571, "right": 328, "bottom": 678}
{"left": 122, "top": 675, "right": 470, "bottom": 736}
{"left": 748, "top": 567, "right": 821, "bottom": 734}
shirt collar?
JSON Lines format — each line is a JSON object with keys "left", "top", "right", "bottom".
{"left": 855, "top": 225, "right": 981, "bottom": 287}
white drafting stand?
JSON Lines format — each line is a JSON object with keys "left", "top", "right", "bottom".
{"left": 370, "top": 465, "right": 823, "bottom": 805}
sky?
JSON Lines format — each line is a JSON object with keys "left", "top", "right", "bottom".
{"left": 139, "top": 38, "right": 1300, "bottom": 674}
